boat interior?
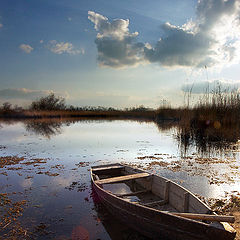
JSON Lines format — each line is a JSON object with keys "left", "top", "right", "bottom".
{"left": 91, "top": 163, "right": 211, "bottom": 215}
{"left": 91, "top": 163, "right": 236, "bottom": 234}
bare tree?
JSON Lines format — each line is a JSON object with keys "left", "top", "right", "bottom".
{"left": 30, "top": 93, "right": 66, "bottom": 111}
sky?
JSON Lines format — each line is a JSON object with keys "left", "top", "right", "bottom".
{"left": 0, "top": 0, "right": 240, "bottom": 108}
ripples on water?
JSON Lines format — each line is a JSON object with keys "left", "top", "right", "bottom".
{"left": 0, "top": 119, "right": 240, "bottom": 239}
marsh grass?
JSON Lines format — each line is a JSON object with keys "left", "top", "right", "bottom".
{"left": 177, "top": 90, "right": 240, "bottom": 153}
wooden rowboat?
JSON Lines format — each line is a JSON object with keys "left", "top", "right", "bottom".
{"left": 91, "top": 163, "right": 236, "bottom": 240}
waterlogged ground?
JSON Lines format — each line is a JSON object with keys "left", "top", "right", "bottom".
{"left": 0, "top": 120, "right": 240, "bottom": 239}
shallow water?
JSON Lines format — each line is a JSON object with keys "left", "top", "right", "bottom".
{"left": 0, "top": 119, "right": 240, "bottom": 239}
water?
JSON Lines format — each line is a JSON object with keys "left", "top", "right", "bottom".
{"left": 0, "top": 119, "right": 240, "bottom": 239}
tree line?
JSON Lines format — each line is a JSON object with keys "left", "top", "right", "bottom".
{"left": 0, "top": 93, "right": 153, "bottom": 113}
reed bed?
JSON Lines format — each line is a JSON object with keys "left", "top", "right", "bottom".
{"left": 176, "top": 91, "right": 240, "bottom": 153}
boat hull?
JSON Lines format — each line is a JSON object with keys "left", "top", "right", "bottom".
{"left": 91, "top": 165, "right": 236, "bottom": 240}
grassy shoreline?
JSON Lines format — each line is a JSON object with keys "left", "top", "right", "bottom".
{"left": 0, "top": 109, "right": 159, "bottom": 121}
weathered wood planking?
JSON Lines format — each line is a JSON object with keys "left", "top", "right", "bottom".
{"left": 95, "top": 172, "right": 150, "bottom": 185}
{"left": 122, "top": 166, "right": 152, "bottom": 190}
{"left": 168, "top": 183, "right": 186, "bottom": 212}
{"left": 92, "top": 165, "right": 124, "bottom": 172}
{"left": 183, "top": 192, "right": 189, "bottom": 212}
{"left": 164, "top": 181, "right": 170, "bottom": 202}
{"left": 116, "top": 190, "right": 150, "bottom": 197}
{"left": 151, "top": 177, "right": 209, "bottom": 213}
{"left": 143, "top": 199, "right": 168, "bottom": 207}
{"left": 135, "top": 177, "right": 152, "bottom": 190}
{"left": 188, "top": 194, "right": 210, "bottom": 214}
{"left": 92, "top": 163, "right": 122, "bottom": 169}
{"left": 151, "top": 176, "right": 166, "bottom": 198}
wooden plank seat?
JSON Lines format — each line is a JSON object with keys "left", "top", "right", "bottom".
{"left": 95, "top": 172, "right": 150, "bottom": 185}
{"left": 92, "top": 165, "right": 124, "bottom": 172}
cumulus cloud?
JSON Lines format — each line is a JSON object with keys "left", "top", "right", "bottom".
{"left": 145, "top": 0, "right": 240, "bottom": 68}
{"left": 144, "top": 24, "right": 215, "bottom": 67}
{"left": 46, "top": 40, "right": 84, "bottom": 55}
{"left": 181, "top": 79, "right": 240, "bottom": 94}
{"left": 88, "top": 11, "right": 146, "bottom": 68}
{"left": 19, "top": 44, "right": 33, "bottom": 53}
{"left": 89, "top": 0, "right": 240, "bottom": 68}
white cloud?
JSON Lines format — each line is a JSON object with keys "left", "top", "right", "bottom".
{"left": 0, "top": 88, "right": 52, "bottom": 100}
{"left": 0, "top": 88, "right": 68, "bottom": 101}
{"left": 46, "top": 40, "right": 84, "bottom": 55}
{"left": 144, "top": 24, "right": 215, "bottom": 68}
{"left": 19, "top": 44, "right": 33, "bottom": 53}
{"left": 51, "top": 176, "right": 76, "bottom": 188}
{"left": 181, "top": 79, "right": 240, "bottom": 94}
{"left": 88, "top": 11, "right": 146, "bottom": 68}
{"left": 146, "top": 0, "right": 240, "bottom": 68}
{"left": 89, "top": 0, "right": 240, "bottom": 68}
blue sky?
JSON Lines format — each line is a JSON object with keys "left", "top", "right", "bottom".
{"left": 1, "top": 0, "right": 240, "bottom": 108}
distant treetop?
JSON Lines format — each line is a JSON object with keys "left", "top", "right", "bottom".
{"left": 30, "top": 93, "right": 66, "bottom": 111}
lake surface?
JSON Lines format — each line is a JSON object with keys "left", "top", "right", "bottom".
{"left": 0, "top": 119, "right": 240, "bottom": 239}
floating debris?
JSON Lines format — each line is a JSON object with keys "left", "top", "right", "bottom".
{"left": 75, "top": 162, "right": 90, "bottom": 168}
{"left": 65, "top": 181, "right": 88, "bottom": 192}
{"left": 0, "top": 193, "right": 30, "bottom": 239}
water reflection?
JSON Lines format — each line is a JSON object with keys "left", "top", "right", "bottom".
{"left": 154, "top": 118, "right": 240, "bottom": 157}
{"left": 176, "top": 124, "right": 240, "bottom": 157}
{"left": 0, "top": 118, "right": 240, "bottom": 239}
{"left": 155, "top": 119, "right": 178, "bottom": 132}
{"left": 25, "top": 119, "right": 63, "bottom": 138}
{"left": 1, "top": 117, "right": 240, "bottom": 162}
{"left": 91, "top": 188, "right": 150, "bottom": 240}
{"left": 2, "top": 117, "right": 240, "bottom": 156}
{"left": 23, "top": 118, "right": 154, "bottom": 139}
